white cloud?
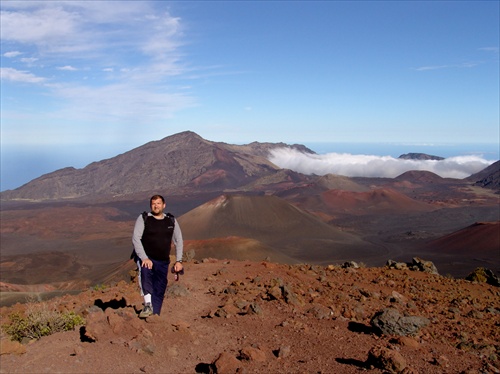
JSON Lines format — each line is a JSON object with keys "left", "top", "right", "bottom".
{"left": 0, "top": 67, "right": 45, "bottom": 83}
{"left": 0, "top": 1, "right": 186, "bottom": 68}
{"left": 0, "top": 6, "right": 79, "bottom": 48}
{"left": 57, "top": 65, "right": 77, "bottom": 71}
{"left": 268, "top": 148, "right": 495, "bottom": 179}
{"left": 3, "top": 51, "right": 22, "bottom": 58}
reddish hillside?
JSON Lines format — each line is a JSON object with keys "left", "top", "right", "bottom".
{"left": 178, "top": 194, "right": 381, "bottom": 264}
{"left": 320, "top": 188, "right": 436, "bottom": 215}
{"left": 426, "top": 221, "right": 500, "bottom": 257}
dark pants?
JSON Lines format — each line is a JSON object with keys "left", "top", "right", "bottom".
{"left": 137, "top": 258, "right": 170, "bottom": 315}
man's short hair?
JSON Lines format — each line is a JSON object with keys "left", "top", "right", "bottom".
{"left": 150, "top": 195, "right": 165, "bottom": 205}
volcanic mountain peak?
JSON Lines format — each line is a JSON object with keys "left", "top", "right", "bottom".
{"left": 178, "top": 193, "right": 378, "bottom": 264}
{"left": 0, "top": 132, "right": 313, "bottom": 201}
{"left": 395, "top": 170, "right": 443, "bottom": 183}
{"left": 179, "top": 194, "right": 314, "bottom": 239}
{"left": 316, "top": 173, "right": 369, "bottom": 192}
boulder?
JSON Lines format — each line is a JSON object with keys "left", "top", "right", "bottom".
{"left": 367, "top": 345, "right": 407, "bottom": 373}
{"left": 410, "top": 257, "right": 438, "bottom": 275}
{"left": 213, "top": 352, "right": 241, "bottom": 374}
{"left": 370, "top": 308, "right": 430, "bottom": 336}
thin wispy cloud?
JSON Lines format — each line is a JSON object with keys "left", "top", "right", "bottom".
{"left": 415, "top": 62, "right": 479, "bottom": 71}
{"left": 269, "top": 148, "right": 494, "bottom": 179}
{"left": 19, "top": 57, "right": 38, "bottom": 64}
{"left": 0, "top": 1, "right": 195, "bottom": 139}
{"left": 478, "top": 47, "right": 499, "bottom": 53}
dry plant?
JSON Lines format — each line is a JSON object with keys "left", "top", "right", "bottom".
{"left": 2, "top": 296, "right": 85, "bottom": 342}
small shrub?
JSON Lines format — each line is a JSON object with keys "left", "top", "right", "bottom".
{"left": 2, "top": 302, "right": 85, "bottom": 342}
{"left": 93, "top": 284, "right": 107, "bottom": 291}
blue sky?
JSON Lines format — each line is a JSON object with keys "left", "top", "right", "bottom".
{"left": 1, "top": 1, "right": 499, "bottom": 190}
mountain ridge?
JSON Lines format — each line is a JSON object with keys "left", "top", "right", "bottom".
{"left": 0, "top": 131, "right": 314, "bottom": 201}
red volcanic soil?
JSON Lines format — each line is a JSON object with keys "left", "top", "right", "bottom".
{"left": 320, "top": 188, "right": 436, "bottom": 215}
{"left": 1, "top": 259, "right": 499, "bottom": 374}
{"left": 425, "top": 221, "right": 500, "bottom": 257}
{"left": 183, "top": 237, "right": 297, "bottom": 264}
{"left": 0, "top": 206, "right": 131, "bottom": 254}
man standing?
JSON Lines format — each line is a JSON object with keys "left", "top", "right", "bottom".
{"left": 132, "top": 195, "right": 184, "bottom": 318}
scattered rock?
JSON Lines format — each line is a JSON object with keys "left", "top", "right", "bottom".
{"left": 370, "top": 308, "right": 430, "bottom": 336}
{"left": 239, "top": 346, "right": 266, "bottom": 362}
{"left": 306, "top": 304, "right": 332, "bottom": 320}
{"left": 281, "top": 284, "right": 304, "bottom": 307}
{"left": 410, "top": 257, "right": 439, "bottom": 275}
{"left": 212, "top": 352, "right": 241, "bottom": 374}
{"left": 386, "top": 260, "right": 409, "bottom": 271}
{"left": 342, "top": 261, "right": 360, "bottom": 269}
{"left": 386, "top": 258, "right": 439, "bottom": 275}
{"left": 82, "top": 309, "right": 109, "bottom": 342}
{"left": 367, "top": 345, "right": 407, "bottom": 373}
{"left": 0, "top": 260, "right": 498, "bottom": 373}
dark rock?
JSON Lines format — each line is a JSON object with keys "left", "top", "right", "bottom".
{"left": 370, "top": 308, "right": 430, "bottom": 336}
{"left": 410, "top": 257, "right": 439, "bottom": 275}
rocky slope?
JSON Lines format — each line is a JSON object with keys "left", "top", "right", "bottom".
{"left": 1, "top": 259, "right": 499, "bottom": 374}
{"left": 468, "top": 160, "right": 500, "bottom": 192}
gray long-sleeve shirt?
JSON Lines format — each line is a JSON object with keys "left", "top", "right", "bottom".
{"left": 132, "top": 212, "right": 183, "bottom": 262}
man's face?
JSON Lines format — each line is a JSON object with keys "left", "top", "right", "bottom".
{"left": 151, "top": 198, "right": 166, "bottom": 216}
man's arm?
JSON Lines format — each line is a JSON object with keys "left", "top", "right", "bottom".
{"left": 132, "top": 215, "right": 148, "bottom": 261}
{"left": 173, "top": 219, "right": 184, "bottom": 271}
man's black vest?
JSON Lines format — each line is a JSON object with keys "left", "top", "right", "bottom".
{"left": 141, "top": 213, "right": 175, "bottom": 262}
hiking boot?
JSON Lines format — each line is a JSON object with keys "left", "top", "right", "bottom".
{"left": 139, "top": 303, "right": 153, "bottom": 319}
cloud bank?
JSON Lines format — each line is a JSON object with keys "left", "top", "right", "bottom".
{"left": 268, "top": 148, "right": 495, "bottom": 179}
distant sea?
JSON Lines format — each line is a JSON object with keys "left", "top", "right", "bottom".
{"left": 303, "top": 142, "right": 500, "bottom": 160}
{"left": 1, "top": 142, "right": 498, "bottom": 192}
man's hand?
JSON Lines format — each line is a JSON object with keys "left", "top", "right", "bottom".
{"left": 174, "top": 261, "right": 183, "bottom": 272}
{"left": 142, "top": 258, "right": 153, "bottom": 269}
